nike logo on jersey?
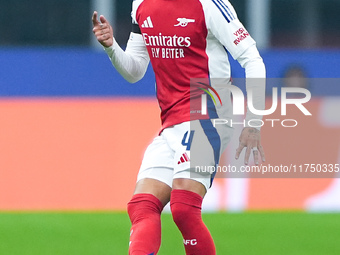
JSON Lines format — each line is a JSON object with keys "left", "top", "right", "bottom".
{"left": 141, "top": 16, "right": 153, "bottom": 28}
{"left": 174, "top": 18, "right": 195, "bottom": 27}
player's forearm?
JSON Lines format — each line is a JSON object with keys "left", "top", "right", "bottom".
{"left": 237, "top": 45, "right": 266, "bottom": 130}
{"left": 104, "top": 34, "right": 149, "bottom": 83}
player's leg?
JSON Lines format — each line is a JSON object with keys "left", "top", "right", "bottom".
{"left": 128, "top": 178, "right": 171, "bottom": 255}
{"left": 133, "top": 177, "right": 171, "bottom": 206}
{"left": 171, "top": 179, "right": 216, "bottom": 255}
{"left": 127, "top": 135, "right": 174, "bottom": 255}
{"left": 168, "top": 120, "right": 232, "bottom": 255}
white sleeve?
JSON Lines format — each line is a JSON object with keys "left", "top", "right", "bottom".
{"left": 237, "top": 45, "right": 266, "bottom": 130}
{"left": 203, "top": 0, "right": 256, "bottom": 60}
{"left": 202, "top": 0, "right": 266, "bottom": 129}
{"left": 104, "top": 32, "right": 150, "bottom": 84}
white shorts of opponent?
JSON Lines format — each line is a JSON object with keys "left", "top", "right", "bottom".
{"left": 137, "top": 120, "right": 233, "bottom": 191}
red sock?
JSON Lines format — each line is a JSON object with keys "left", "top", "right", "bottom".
{"left": 127, "top": 194, "right": 164, "bottom": 255}
{"left": 170, "top": 189, "right": 216, "bottom": 255}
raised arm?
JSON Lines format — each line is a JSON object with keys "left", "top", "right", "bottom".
{"left": 92, "top": 11, "right": 150, "bottom": 83}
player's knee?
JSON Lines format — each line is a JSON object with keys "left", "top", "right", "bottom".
{"left": 127, "top": 193, "right": 163, "bottom": 223}
{"left": 170, "top": 189, "right": 203, "bottom": 227}
{"left": 171, "top": 201, "right": 193, "bottom": 227}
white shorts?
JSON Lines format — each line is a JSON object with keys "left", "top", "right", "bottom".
{"left": 137, "top": 120, "right": 233, "bottom": 191}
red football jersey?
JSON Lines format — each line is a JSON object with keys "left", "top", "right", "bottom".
{"left": 132, "top": 0, "right": 255, "bottom": 129}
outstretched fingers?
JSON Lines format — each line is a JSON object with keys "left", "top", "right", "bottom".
{"left": 92, "top": 11, "right": 100, "bottom": 26}
{"left": 235, "top": 142, "right": 245, "bottom": 160}
{"left": 258, "top": 144, "right": 266, "bottom": 162}
{"left": 91, "top": 11, "right": 114, "bottom": 47}
{"left": 100, "top": 15, "right": 108, "bottom": 25}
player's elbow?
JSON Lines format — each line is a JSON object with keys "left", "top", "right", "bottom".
{"left": 122, "top": 71, "right": 145, "bottom": 83}
{"left": 243, "top": 55, "right": 264, "bottom": 69}
{"left": 125, "top": 76, "right": 142, "bottom": 84}
{"left": 123, "top": 61, "right": 148, "bottom": 83}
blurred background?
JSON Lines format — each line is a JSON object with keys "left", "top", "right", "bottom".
{"left": 1, "top": 0, "right": 340, "bottom": 48}
{"left": 1, "top": 0, "right": 340, "bottom": 212}
{"left": 1, "top": 1, "right": 340, "bottom": 254}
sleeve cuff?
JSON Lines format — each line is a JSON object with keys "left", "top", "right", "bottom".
{"left": 103, "top": 38, "right": 117, "bottom": 55}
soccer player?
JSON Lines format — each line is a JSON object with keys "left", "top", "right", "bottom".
{"left": 92, "top": 0, "right": 266, "bottom": 254}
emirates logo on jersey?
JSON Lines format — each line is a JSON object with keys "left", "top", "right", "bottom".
{"left": 142, "top": 33, "right": 191, "bottom": 48}
{"left": 143, "top": 32, "right": 191, "bottom": 59}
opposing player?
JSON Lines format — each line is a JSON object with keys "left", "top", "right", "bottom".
{"left": 92, "top": 0, "right": 266, "bottom": 254}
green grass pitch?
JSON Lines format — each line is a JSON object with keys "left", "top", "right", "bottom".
{"left": 0, "top": 212, "right": 339, "bottom": 254}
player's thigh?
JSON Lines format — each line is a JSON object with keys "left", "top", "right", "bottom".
{"left": 171, "top": 120, "right": 233, "bottom": 195}
{"left": 134, "top": 178, "right": 172, "bottom": 206}
{"left": 172, "top": 178, "right": 206, "bottom": 197}
{"left": 135, "top": 136, "right": 174, "bottom": 206}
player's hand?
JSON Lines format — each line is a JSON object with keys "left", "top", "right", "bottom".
{"left": 92, "top": 11, "right": 114, "bottom": 48}
{"left": 235, "top": 127, "right": 265, "bottom": 165}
